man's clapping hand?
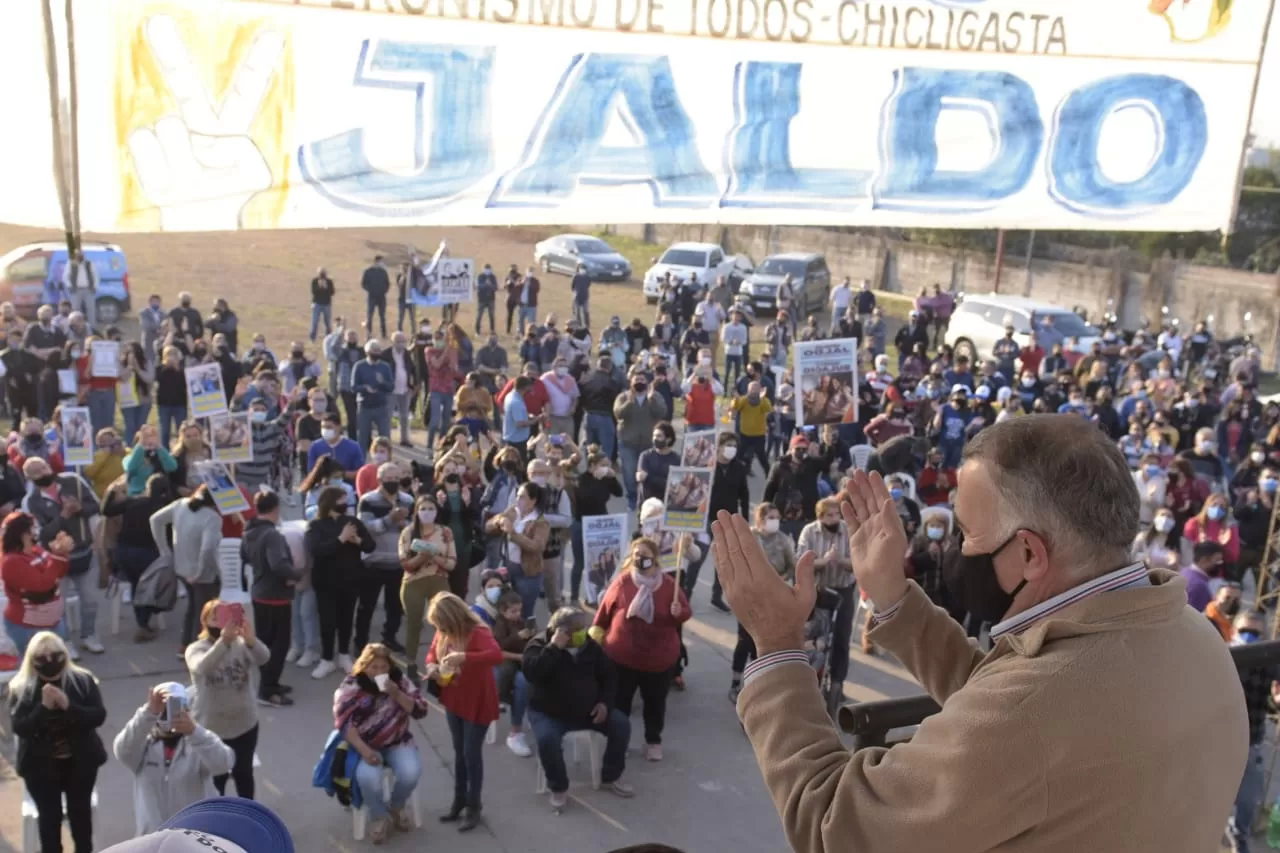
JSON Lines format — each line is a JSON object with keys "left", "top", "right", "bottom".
{"left": 710, "top": 511, "right": 815, "bottom": 655}
{"left": 841, "top": 471, "right": 910, "bottom": 608}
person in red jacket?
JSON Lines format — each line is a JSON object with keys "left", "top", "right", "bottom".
{"left": 591, "top": 536, "right": 691, "bottom": 762}
{"left": 681, "top": 352, "right": 720, "bottom": 431}
{"left": 915, "top": 446, "right": 958, "bottom": 507}
{"left": 496, "top": 364, "right": 549, "bottom": 422}
{"left": 424, "top": 592, "right": 503, "bottom": 833}
{"left": 1, "top": 511, "right": 74, "bottom": 656}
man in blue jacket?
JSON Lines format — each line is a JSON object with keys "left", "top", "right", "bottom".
{"left": 351, "top": 340, "right": 394, "bottom": 453}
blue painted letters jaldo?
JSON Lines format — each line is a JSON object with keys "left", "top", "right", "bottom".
{"left": 296, "top": 40, "right": 1210, "bottom": 219}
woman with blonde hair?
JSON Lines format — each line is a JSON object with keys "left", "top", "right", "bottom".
{"left": 154, "top": 344, "right": 188, "bottom": 448}
{"left": 592, "top": 536, "right": 691, "bottom": 762}
{"left": 1182, "top": 492, "right": 1240, "bottom": 576}
{"left": 399, "top": 494, "right": 456, "bottom": 671}
{"left": 185, "top": 598, "right": 269, "bottom": 799}
{"left": 484, "top": 481, "right": 549, "bottom": 619}
{"left": 9, "top": 631, "right": 107, "bottom": 853}
{"left": 334, "top": 643, "right": 429, "bottom": 844}
{"left": 425, "top": 592, "right": 502, "bottom": 832}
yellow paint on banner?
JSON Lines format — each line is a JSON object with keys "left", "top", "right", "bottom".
{"left": 113, "top": 1, "right": 294, "bottom": 231}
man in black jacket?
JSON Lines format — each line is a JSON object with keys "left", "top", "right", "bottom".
{"left": 361, "top": 255, "right": 391, "bottom": 340}
{"left": 578, "top": 356, "right": 623, "bottom": 458}
{"left": 310, "top": 267, "right": 335, "bottom": 341}
{"left": 522, "top": 607, "right": 632, "bottom": 809}
{"left": 762, "top": 434, "right": 825, "bottom": 540}
{"left": 698, "top": 433, "right": 749, "bottom": 610}
{"left": 241, "top": 490, "right": 302, "bottom": 706}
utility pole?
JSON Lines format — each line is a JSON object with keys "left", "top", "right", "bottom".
{"left": 1024, "top": 230, "right": 1035, "bottom": 296}
{"left": 992, "top": 230, "right": 1005, "bottom": 293}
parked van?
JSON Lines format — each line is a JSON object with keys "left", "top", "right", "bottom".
{"left": 0, "top": 241, "right": 132, "bottom": 324}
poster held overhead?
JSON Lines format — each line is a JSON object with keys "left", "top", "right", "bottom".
{"left": 661, "top": 467, "right": 713, "bottom": 533}
{"left": 793, "top": 338, "right": 859, "bottom": 428}
{"left": 196, "top": 461, "right": 249, "bottom": 515}
{"left": 90, "top": 340, "right": 119, "bottom": 378}
{"left": 186, "top": 363, "right": 228, "bottom": 419}
{"left": 210, "top": 412, "right": 253, "bottom": 463}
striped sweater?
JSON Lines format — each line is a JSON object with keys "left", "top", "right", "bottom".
{"left": 332, "top": 674, "right": 428, "bottom": 750}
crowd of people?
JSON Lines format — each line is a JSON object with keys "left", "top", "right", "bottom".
{"left": 2, "top": 259, "right": 1279, "bottom": 851}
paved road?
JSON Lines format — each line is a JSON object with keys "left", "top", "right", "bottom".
{"left": 0, "top": 433, "right": 923, "bottom": 853}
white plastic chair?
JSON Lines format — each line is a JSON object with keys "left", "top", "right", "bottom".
{"left": 16, "top": 737, "right": 99, "bottom": 853}
{"left": 534, "top": 729, "right": 603, "bottom": 794}
{"left": 850, "top": 445, "right": 873, "bottom": 471}
{"left": 485, "top": 703, "right": 510, "bottom": 745}
{"left": 352, "top": 765, "right": 423, "bottom": 840}
{"left": 108, "top": 585, "right": 165, "bottom": 636}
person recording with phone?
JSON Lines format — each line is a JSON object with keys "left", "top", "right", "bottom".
{"left": 113, "top": 681, "right": 234, "bottom": 835}
{"left": 185, "top": 599, "right": 269, "bottom": 799}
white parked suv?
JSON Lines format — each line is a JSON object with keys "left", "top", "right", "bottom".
{"left": 642, "top": 242, "right": 749, "bottom": 303}
{"left": 944, "top": 293, "right": 1102, "bottom": 363}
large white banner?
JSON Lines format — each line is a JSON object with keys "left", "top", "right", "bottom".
{"left": 0, "top": 0, "right": 1271, "bottom": 232}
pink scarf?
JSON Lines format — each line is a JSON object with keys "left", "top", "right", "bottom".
{"left": 625, "top": 567, "right": 663, "bottom": 624}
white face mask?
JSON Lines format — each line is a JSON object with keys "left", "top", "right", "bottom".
{"left": 485, "top": 586, "right": 502, "bottom": 603}
{"left": 530, "top": 475, "right": 547, "bottom": 486}
{"left": 763, "top": 518, "right": 780, "bottom": 534}
{"left": 721, "top": 446, "right": 737, "bottom": 461}
{"left": 699, "top": 357, "right": 711, "bottom": 366}
{"left": 1251, "top": 451, "right": 1265, "bottom": 464}
{"left": 1154, "top": 515, "right": 1175, "bottom": 533}
{"left": 372, "top": 452, "right": 388, "bottom": 464}
{"left": 418, "top": 510, "right": 436, "bottom": 524}
{"left": 321, "top": 428, "right": 338, "bottom": 442}
{"left": 1198, "top": 441, "right": 1217, "bottom": 455}
{"left": 594, "top": 466, "right": 610, "bottom": 478}
{"left": 311, "top": 399, "right": 326, "bottom": 413}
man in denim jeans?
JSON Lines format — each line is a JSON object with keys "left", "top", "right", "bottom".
{"left": 579, "top": 356, "right": 622, "bottom": 459}
{"left": 351, "top": 340, "right": 394, "bottom": 453}
{"left": 309, "top": 267, "right": 335, "bottom": 342}
{"left": 522, "top": 607, "right": 634, "bottom": 810}
{"left": 424, "top": 329, "right": 460, "bottom": 454}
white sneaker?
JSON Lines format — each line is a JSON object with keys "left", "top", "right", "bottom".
{"left": 80, "top": 636, "right": 105, "bottom": 655}
{"left": 506, "top": 732, "right": 533, "bottom": 758}
{"left": 336, "top": 653, "right": 355, "bottom": 674}
{"left": 177, "top": 585, "right": 187, "bottom": 600}
{"left": 311, "top": 659, "right": 337, "bottom": 679}
{"left": 67, "top": 644, "right": 80, "bottom": 662}
{"left": 121, "top": 586, "right": 132, "bottom": 605}
{"left": 285, "top": 646, "right": 300, "bottom": 663}
{"left": 296, "top": 650, "right": 319, "bottom": 668}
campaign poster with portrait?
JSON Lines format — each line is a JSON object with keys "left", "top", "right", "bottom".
{"left": 186, "top": 363, "right": 228, "bottom": 419}
{"left": 661, "top": 467, "right": 713, "bottom": 533}
{"left": 210, "top": 412, "right": 253, "bottom": 463}
{"left": 793, "top": 338, "right": 859, "bottom": 428}
{"left": 90, "top": 340, "right": 119, "bottom": 378}
{"left": 196, "top": 461, "right": 249, "bottom": 515}
{"left": 408, "top": 242, "right": 474, "bottom": 307}
{"left": 582, "top": 513, "right": 627, "bottom": 604}
{"left": 60, "top": 406, "right": 92, "bottom": 466}
{"left": 680, "top": 428, "right": 718, "bottom": 469}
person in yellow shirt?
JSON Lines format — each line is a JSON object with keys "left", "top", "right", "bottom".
{"left": 83, "top": 427, "right": 125, "bottom": 498}
{"left": 731, "top": 381, "right": 772, "bottom": 477}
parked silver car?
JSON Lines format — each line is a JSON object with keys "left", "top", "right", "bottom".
{"left": 944, "top": 293, "right": 1101, "bottom": 362}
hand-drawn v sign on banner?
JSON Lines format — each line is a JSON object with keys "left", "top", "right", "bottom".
{"left": 125, "top": 14, "right": 284, "bottom": 231}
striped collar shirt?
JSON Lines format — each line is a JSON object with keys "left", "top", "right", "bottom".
{"left": 989, "top": 562, "right": 1150, "bottom": 641}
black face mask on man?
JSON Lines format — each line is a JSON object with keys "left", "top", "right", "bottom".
{"left": 958, "top": 533, "right": 1027, "bottom": 624}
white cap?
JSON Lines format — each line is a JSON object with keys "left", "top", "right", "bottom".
{"left": 950, "top": 384, "right": 970, "bottom": 397}
{"left": 974, "top": 385, "right": 991, "bottom": 399}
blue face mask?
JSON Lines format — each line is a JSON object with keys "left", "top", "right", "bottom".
{"left": 1262, "top": 479, "right": 1279, "bottom": 494}
{"left": 1143, "top": 465, "right": 1162, "bottom": 479}
{"left": 1207, "top": 506, "right": 1225, "bottom": 521}
{"left": 485, "top": 586, "right": 502, "bottom": 604}
{"left": 889, "top": 488, "right": 903, "bottom": 501}
{"left": 1238, "top": 630, "right": 1260, "bottom": 644}
{"left": 926, "top": 527, "right": 944, "bottom": 541}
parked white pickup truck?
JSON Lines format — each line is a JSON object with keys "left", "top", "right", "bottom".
{"left": 641, "top": 241, "right": 752, "bottom": 304}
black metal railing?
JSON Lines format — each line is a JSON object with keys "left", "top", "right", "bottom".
{"left": 839, "top": 639, "right": 1280, "bottom": 751}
